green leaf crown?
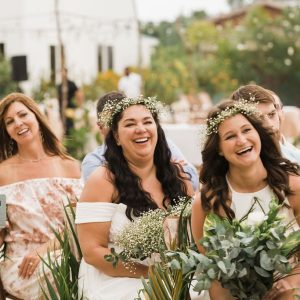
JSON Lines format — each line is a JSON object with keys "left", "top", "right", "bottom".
{"left": 206, "top": 98, "right": 259, "bottom": 135}
{"left": 98, "top": 96, "right": 161, "bottom": 128}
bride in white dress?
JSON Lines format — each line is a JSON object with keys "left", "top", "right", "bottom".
{"left": 191, "top": 100, "right": 300, "bottom": 300}
{"left": 76, "top": 97, "right": 194, "bottom": 300}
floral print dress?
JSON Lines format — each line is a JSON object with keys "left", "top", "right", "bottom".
{"left": 0, "top": 177, "right": 82, "bottom": 300}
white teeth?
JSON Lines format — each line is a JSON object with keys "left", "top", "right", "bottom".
{"left": 237, "top": 146, "right": 252, "bottom": 154}
{"left": 18, "top": 129, "right": 28, "bottom": 135}
{"left": 134, "top": 138, "right": 148, "bottom": 143}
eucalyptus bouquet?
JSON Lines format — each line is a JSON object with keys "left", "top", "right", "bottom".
{"left": 105, "top": 197, "right": 192, "bottom": 267}
{"left": 167, "top": 197, "right": 300, "bottom": 300}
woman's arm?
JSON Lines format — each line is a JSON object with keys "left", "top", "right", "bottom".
{"left": 191, "top": 194, "right": 234, "bottom": 300}
{"left": 263, "top": 175, "right": 300, "bottom": 299}
{"left": 76, "top": 167, "right": 148, "bottom": 278}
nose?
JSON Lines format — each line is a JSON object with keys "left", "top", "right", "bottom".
{"left": 135, "top": 123, "right": 146, "bottom": 133}
{"left": 236, "top": 133, "right": 247, "bottom": 145}
{"left": 14, "top": 117, "right": 23, "bottom": 127}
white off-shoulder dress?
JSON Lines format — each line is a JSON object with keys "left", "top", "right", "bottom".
{"left": 75, "top": 202, "right": 145, "bottom": 300}
{"left": 0, "top": 177, "right": 83, "bottom": 300}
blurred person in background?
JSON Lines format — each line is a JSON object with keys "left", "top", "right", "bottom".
{"left": 57, "top": 68, "right": 84, "bottom": 135}
{"left": 118, "top": 67, "right": 142, "bottom": 98}
{"left": 231, "top": 84, "right": 300, "bottom": 165}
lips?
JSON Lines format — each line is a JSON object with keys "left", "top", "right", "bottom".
{"left": 236, "top": 146, "right": 253, "bottom": 155}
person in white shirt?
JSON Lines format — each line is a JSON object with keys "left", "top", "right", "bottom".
{"left": 118, "top": 67, "right": 142, "bottom": 98}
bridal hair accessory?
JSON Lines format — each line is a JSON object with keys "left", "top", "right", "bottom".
{"left": 98, "top": 96, "right": 161, "bottom": 128}
{"left": 206, "top": 99, "right": 259, "bottom": 135}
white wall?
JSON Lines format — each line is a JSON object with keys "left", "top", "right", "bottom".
{"left": 0, "top": 0, "right": 142, "bottom": 94}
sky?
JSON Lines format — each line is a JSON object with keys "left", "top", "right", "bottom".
{"left": 136, "top": 0, "right": 230, "bottom": 23}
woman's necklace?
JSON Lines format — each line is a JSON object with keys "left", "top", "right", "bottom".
{"left": 17, "top": 153, "right": 48, "bottom": 163}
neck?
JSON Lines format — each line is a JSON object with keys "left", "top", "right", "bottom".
{"left": 127, "top": 158, "right": 155, "bottom": 179}
{"left": 17, "top": 142, "right": 47, "bottom": 162}
{"left": 227, "top": 161, "right": 267, "bottom": 192}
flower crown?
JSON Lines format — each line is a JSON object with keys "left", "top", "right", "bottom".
{"left": 206, "top": 99, "right": 259, "bottom": 135}
{"left": 98, "top": 96, "right": 161, "bottom": 128}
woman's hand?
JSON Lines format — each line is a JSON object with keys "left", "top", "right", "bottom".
{"left": 18, "top": 243, "right": 48, "bottom": 279}
{"left": 263, "top": 279, "right": 296, "bottom": 300}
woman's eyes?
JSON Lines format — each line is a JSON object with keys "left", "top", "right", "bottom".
{"left": 243, "top": 128, "right": 251, "bottom": 133}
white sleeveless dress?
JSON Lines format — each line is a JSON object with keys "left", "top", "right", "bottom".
{"left": 227, "top": 180, "right": 299, "bottom": 232}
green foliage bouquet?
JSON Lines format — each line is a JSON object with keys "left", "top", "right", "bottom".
{"left": 167, "top": 197, "right": 300, "bottom": 300}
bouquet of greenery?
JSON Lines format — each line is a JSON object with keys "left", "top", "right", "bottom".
{"left": 105, "top": 197, "right": 192, "bottom": 267}
{"left": 167, "top": 197, "right": 300, "bottom": 300}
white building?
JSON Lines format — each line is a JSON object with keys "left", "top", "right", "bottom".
{"left": 0, "top": 0, "right": 157, "bottom": 93}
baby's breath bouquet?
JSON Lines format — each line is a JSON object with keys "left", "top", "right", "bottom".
{"left": 167, "top": 197, "right": 300, "bottom": 300}
{"left": 105, "top": 197, "right": 192, "bottom": 267}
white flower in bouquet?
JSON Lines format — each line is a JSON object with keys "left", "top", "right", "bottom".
{"left": 246, "top": 211, "right": 267, "bottom": 227}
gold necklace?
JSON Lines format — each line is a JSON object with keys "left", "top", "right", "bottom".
{"left": 18, "top": 153, "right": 47, "bottom": 163}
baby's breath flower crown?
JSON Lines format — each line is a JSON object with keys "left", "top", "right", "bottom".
{"left": 98, "top": 96, "right": 161, "bottom": 128}
{"left": 206, "top": 99, "right": 259, "bottom": 135}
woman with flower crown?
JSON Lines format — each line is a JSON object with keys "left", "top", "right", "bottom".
{"left": 75, "top": 96, "right": 194, "bottom": 299}
{"left": 0, "top": 93, "right": 82, "bottom": 299}
{"left": 191, "top": 99, "right": 300, "bottom": 300}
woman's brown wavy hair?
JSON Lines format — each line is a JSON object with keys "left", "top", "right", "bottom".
{"left": 200, "top": 100, "right": 300, "bottom": 219}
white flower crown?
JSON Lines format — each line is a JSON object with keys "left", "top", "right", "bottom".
{"left": 98, "top": 96, "right": 161, "bottom": 128}
{"left": 198, "top": 99, "right": 259, "bottom": 151}
{"left": 206, "top": 99, "right": 259, "bottom": 135}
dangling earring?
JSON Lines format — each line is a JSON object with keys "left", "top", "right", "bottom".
{"left": 40, "top": 130, "right": 44, "bottom": 143}
{"left": 8, "top": 139, "right": 14, "bottom": 156}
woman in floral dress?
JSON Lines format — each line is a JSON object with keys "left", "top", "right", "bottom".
{"left": 0, "top": 93, "right": 82, "bottom": 299}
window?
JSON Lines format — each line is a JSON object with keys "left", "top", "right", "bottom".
{"left": 0, "top": 43, "right": 5, "bottom": 57}
{"left": 108, "top": 46, "right": 114, "bottom": 70}
{"left": 98, "top": 45, "right": 103, "bottom": 72}
{"left": 50, "top": 45, "right": 56, "bottom": 83}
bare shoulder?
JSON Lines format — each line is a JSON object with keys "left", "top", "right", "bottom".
{"left": 288, "top": 174, "right": 300, "bottom": 225}
{"left": 58, "top": 157, "right": 81, "bottom": 178}
{"left": 80, "top": 166, "right": 115, "bottom": 203}
{"left": 0, "top": 157, "right": 18, "bottom": 186}
{"left": 289, "top": 174, "right": 300, "bottom": 191}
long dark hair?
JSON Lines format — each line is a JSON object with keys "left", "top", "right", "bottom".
{"left": 201, "top": 100, "right": 300, "bottom": 219}
{"left": 104, "top": 105, "right": 189, "bottom": 220}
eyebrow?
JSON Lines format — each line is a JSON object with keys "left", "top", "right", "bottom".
{"left": 123, "top": 116, "right": 153, "bottom": 122}
{"left": 5, "top": 109, "right": 27, "bottom": 121}
{"left": 221, "top": 124, "right": 251, "bottom": 138}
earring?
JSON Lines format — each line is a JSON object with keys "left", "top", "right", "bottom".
{"left": 40, "top": 130, "right": 44, "bottom": 143}
{"left": 8, "top": 139, "right": 14, "bottom": 156}
{"left": 219, "top": 152, "right": 223, "bottom": 156}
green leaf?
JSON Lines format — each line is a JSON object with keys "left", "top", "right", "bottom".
{"left": 254, "top": 266, "right": 271, "bottom": 277}
{"left": 217, "top": 261, "right": 227, "bottom": 274}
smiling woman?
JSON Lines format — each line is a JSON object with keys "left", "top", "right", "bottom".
{"left": 75, "top": 96, "right": 194, "bottom": 300}
{"left": 0, "top": 93, "right": 82, "bottom": 299}
{"left": 191, "top": 99, "right": 300, "bottom": 300}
